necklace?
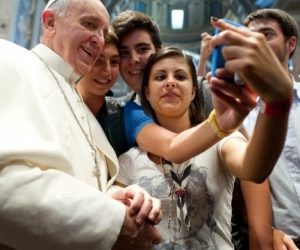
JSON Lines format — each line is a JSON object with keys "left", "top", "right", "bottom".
{"left": 32, "top": 51, "right": 102, "bottom": 190}
{"left": 160, "top": 157, "right": 191, "bottom": 236}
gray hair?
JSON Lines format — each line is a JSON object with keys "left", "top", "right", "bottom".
{"left": 44, "top": 0, "right": 75, "bottom": 17}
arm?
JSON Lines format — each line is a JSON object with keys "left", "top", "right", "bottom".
{"left": 210, "top": 18, "right": 293, "bottom": 182}
{"left": 125, "top": 101, "right": 250, "bottom": 164}
{"left": 198, "top": 32, "right": 213, "bottom": 77}
{"left": 240, "top": 180, "right": 273, "bottom": 250}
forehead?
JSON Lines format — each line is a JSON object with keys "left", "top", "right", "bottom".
{"left": 101, "top": 43, "right": 119, "bottom": 55}
{"left": 248, "top": 19, "right": 282, "bottom": 33}
{"left": 120, "top": 29, "right": 154, "bottom": 47}
{"left": 152, "top": 56, "right": 189, "bottom": 71}
{"left": 68, "top": 0, "right": 109, "bottom": 25}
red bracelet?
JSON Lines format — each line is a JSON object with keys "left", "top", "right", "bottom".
{"left": 259, "top": 94, "right": 293, "bottom": 116}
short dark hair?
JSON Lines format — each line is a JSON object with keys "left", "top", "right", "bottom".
{"left": 141, "top": 46, "right": 205, "bottom": 126}
{"left": 111, "top": 10, "right": 162, "bottom": 50}
{"left": 243, "top": 8, "right": 299, "bottom": 58}
{"left": 105, "top": 27, "right": 118, "bottom": 45}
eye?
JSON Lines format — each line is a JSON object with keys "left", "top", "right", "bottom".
{"left": 155, "top": 74, "right": 166, "bottom": 81}
{"left": 262, "top": 31, "right": 275, "bottom": 41}
{"left": 110, "top": 58, "right": 120, "bottom": 67}
{"left": 175, "top": 74, "right": 187, "bottom": 81}
{"left": 82, "top": 20, "right": 97, "bottom": 30}
{"left": 119, "top": 50, "right": 129, "bottom": 58}
{"left": 137, "top": 46, "right": 150, "bottom": 54}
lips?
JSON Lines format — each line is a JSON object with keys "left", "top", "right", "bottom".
{"left": 94, "top": 78, "right": 111, "bottom": 85}
{"left": 162, "top": 90, "right": 180, "bottom": 97}
{"left": 128, "top": 68, "right": 143, "bottom": 75}
{"left": 82, "top": 47, "right": 92, "bottom": 57}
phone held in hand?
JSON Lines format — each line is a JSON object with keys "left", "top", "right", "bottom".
{"left": 211, "top": 19, "right": 244, "bottom": 85}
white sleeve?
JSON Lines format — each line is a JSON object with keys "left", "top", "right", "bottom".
{"left": 0, "top": 164, "right": 125, "bottom": 250}
{"left": 0, "top": 40, "right": 124, "bottom": 250}
{"left": 117, "top": 149, "right": 136, "bottom": 186}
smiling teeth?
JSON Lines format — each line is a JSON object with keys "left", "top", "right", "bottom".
{"left": 130, "top": 70, "right": 141, "bottom": 74}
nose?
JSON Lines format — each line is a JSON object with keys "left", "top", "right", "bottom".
{"left": 165, "top": 77, "right": 176, "bottom": 89}
{"left": 90, "top": 30, "right": 105, "bottom": 52}
{"left": 130, "top": 50, "right": 140, "bottom": 63}
{"left": 101, "top": 61, "right": 111, "bottom": 78}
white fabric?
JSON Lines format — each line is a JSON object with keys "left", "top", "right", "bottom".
{"left": 0, "top": 39, "right": 124, "bottom": 250}
{"left": 118, "top": 132, "right": 244, "bottom": 249}
{"left": 243, "top": 81, "right": 300, "bottom": 241}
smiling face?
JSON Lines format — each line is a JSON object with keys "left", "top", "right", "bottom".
{"left": 45, "top": 0, "right": 109, "bottom": 76}
{"left": 79, "top": 42, "right": 120, "bottom": 97}
{"left": 118, "top": 29, "right": 157, "bottom": 92}
{"left": 145, "top": 55, "right": 195, "bottom": 123}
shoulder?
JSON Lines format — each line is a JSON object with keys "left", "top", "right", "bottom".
{"left": 105, "top": 96, "right": 125, "bottom": 113}
{"left": 119, "top": 147, "right": 142, "bottom": 160}
{"left": 116, "top": 91, "right": 136, "bottom": 103}
{"left": 0, "top": 40, "right": 33, "bottom": 65}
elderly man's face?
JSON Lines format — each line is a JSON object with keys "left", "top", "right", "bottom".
{"left": 51, "top": 0, "right": 109, "bottom": 76}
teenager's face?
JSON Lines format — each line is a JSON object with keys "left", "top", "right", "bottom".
{"left": 118, "top": 29, "right": 157, "bottom": 92}
{"left": 145, "top": 56, "right": 195, "bottom": 121}
{"left": 80, "top": 43, "right": 119, "bottom": 97}
{"left": 247, "top": 19, "right": 291, "bottom": 67}
{"left": 50, "top": 0, "right": 109, "bottom": 75}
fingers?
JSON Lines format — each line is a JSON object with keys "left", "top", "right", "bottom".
{"left": 210, "top": 75, "right": 256, "bottom": 109}
{"left": 123, "top": 185, "right": 162, "bottom": 226}
{"left": 283, "top": 234, "right": 299, "bottom": 250}
{"left": 147, "top": 198, "right": 162, "bottom": 225}
{"left": 210, "top": 17, "right": 250, "bottom": 37}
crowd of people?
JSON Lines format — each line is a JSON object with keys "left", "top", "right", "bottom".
{"left": 0, "top": 0, "right": 299, "bottom": 249}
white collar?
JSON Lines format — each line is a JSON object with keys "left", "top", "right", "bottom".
{"left": 31, "top": 44, "right": 81, "bottom": 85}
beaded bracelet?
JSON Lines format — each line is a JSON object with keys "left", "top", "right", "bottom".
{"left": 207, "top": 109, "right": 234, "bottom": 138}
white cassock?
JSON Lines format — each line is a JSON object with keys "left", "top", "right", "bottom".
{"left": 0, "top": 39, "right": 124, "bottom": 250}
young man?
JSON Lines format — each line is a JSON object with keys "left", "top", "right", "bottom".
{"left": 242, "top": 8, "right": 300, "bottom": 249}
{"left": 0, "top": 0, "right": 162, "bottom": 249}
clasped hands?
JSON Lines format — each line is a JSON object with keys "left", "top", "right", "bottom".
{"left": 112, "top": 184, "right": 162, "bottom": 250}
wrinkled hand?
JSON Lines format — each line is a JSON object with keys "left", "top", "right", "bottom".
{"left": 209, "top": 18, "right": 292, "bottom": 103}
{"left": 273, "top": 228, "right": 299, "bottom": 250}
{"left": 112, "top": 209, "right": 162, "bottom": 250}
{"left": 112, "top": 184, "right": 162, "bottom": 226}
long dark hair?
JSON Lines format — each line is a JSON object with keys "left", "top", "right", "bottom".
{"left": 141, "top": 46, "right": 205, "bottom": 126}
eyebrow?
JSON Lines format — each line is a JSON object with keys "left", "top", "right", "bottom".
{"left": 256, "top": 27, "right": 276, "bottom": 33}
{"left": 119, "top": 42, "right": 152, "bottom": 50}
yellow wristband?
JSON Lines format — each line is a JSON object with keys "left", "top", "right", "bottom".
{"left": 207, "top": 110, "right": 233, "bottom": 138}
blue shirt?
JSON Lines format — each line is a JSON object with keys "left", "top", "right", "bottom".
{"left": 124, "top": 100, "right": 154, "bottom": 147}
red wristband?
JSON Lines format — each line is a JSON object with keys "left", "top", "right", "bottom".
{"left": 259, "top": 94, "right": 293, "bottom": 116}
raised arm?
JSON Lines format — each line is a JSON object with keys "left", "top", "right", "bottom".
{"left": 197, "top": 32, "right": 213, "bottom": 77}
{"left": 209, "top": 18, "right": 292, "bottom": 182}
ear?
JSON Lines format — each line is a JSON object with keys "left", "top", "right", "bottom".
{"left": 42, "top": 9, "right": 56, "bottom": 33}
{"left": 191, "top": 86, "right": 196, "bottom": 100}
{"left": 145, "top": 86, "right": 150, "bottom": 101}
{"left": 287, "top": 36, "right": 297, "bottom": 56}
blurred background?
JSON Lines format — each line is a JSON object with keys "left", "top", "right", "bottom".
{"left": 1, "top": 0, "right": 299, "bottom": 96}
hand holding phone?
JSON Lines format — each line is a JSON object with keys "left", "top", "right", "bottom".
{"left": 211, "top": 19, "right": 244, "bottom": 84}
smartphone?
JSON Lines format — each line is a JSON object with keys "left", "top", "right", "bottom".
{"left": 211, "top": 19, "right": 244, "bottom": 84}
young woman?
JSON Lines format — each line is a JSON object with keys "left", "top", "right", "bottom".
{"left": 116, "top": 44, "right": 292, "bottom": 249}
